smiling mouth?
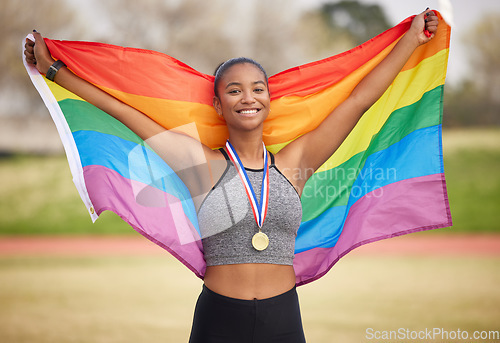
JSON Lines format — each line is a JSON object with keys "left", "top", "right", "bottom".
{"left": 237, "top": 109, "right": 261, "bottom": 116}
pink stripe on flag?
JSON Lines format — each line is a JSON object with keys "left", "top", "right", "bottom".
{"left": 294, "top": 173, "right": 452, "bottom": 285}
{"left": 83, "top": 165, "right": 206, "bottom": 278}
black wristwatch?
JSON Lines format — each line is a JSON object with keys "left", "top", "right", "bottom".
{"left": 46, "top": 60, "right": 66, "bottom": 81}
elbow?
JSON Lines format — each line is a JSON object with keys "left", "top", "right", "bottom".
{"left": 348, "top": 92, "right": 373, "bottom": 116}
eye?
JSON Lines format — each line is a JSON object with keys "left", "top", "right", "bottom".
{"left": 254, "top": 88, "right": 265, "bottom": 93}
{"left": 228, "top": 89, "right": 241, "bottom": 94}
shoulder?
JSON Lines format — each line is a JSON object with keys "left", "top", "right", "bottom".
{"left": 205, "top": 146, "right": 227, "bottom": 161}
{"left": 273, "top": 149, "right": 311, "bottom": 196}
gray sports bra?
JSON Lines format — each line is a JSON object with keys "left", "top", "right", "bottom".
{"left": 198, "top": 149, "right": 302, "bottom": 266}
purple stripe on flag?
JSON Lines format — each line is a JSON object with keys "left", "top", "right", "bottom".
{"left": 83, "top": 164, "right": 206, "bottom": 278}
{"left": 294, "top": 173, "right": 452, "bottom": 285}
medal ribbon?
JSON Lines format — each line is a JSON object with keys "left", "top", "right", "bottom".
{"left": 225, "top": 140, "right": 269, "bottom": 228}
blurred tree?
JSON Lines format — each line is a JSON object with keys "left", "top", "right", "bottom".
{"left": 462, "top": 13, "right": 500, "bottom": 105}
{"left": 98, "top": 0, "right": 303, "bottom": 75}
{"left": 294, "top": 0, "right": 391, "bottom": 64}
{"left": 98, "top": 0, "right": 238, "bottom": 74}
{"left": 318, "top": 0, "right": 391, "bottom": 46}
{"left": 294, "top": 8, "right": 355, "bottom": 63}
{"left": 243, "top": 0, "right": 308, "bottom": 75}
{"left": 443, "top": 81, "right": 496, "bottom": 127}
{"left": 0, "top": 0, "right": 81, "bottom": 117}
{"left": 444, "top": 13, "right": 500, "bottom": 127}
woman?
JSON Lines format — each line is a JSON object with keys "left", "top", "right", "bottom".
{"left": 25, "top": 9, "right": 438, "bottom": 343}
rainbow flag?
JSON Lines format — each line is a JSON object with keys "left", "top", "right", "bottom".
{"left": 24, "top": 13, "right": 452, "bottom": 285}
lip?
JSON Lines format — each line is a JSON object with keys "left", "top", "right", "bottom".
{"left": 236, "top": 108, "right": 261, "bottom": 117}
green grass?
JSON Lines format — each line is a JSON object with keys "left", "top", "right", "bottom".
{"left": 0, "top": 254, "right": 498, "bottom": 343}
{"left": 1, "top": 128, "right": 499, "bottom": 235}
{"left": 0, "top": 155, "right": 130, "bottom": 235}
{"left": 444, "top": 149, "right": 500, "bottom": 233}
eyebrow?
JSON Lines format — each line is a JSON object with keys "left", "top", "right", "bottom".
{"left": 225, "top": 80, "right": 266, "bottom": 89}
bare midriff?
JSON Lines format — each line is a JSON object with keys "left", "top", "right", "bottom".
{"left": 203, "top": 264, "right": 296, "bottom": 300}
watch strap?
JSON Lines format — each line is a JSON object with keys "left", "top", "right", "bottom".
{"left": 46, "top": 60, "right": 66, "bottom": 81}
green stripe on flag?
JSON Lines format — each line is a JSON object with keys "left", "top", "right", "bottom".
{"left": 302, "top": 85, "right": 443, "bottom": 221}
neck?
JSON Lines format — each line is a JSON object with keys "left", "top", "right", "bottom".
{"left": 227, "top": 132, "right": 265, "bottom": 168}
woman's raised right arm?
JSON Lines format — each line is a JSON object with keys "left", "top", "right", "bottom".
{"left": 25, "top": 32, "right": 224, "bottom": 205}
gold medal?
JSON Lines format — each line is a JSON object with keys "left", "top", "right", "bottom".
{"left": 252, "top": 231, "right": 269, "bottom": 251}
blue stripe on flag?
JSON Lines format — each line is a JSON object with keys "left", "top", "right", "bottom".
{"left": 73, "top": 130, "right": 198, "bottom": 229}
{"left": 295, "top": 124, "right": 443, "bottom": 253}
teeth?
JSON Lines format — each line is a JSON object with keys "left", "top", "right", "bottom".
{"left": 240, "top": 109, "right": 258, "bottom": 114}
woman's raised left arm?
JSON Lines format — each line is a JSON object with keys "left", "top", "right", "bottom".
{"left": 277, "top": 9, "right": 438, "bottom": 192}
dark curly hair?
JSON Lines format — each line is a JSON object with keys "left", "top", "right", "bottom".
{"left": 213, "top": 57, "right": 268, "bottom": 97}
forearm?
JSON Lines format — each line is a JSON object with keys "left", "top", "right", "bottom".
{"left": 39, "top": 58, "right": 164, "bottom": 140}
{"left": 292, "top": 11, "right": 437, "bottom": 174}
{"left": 349, "top": 9, "right": 438, "bottom": 111}
{"left": 54, "top": 66, "right": 119, "bottom": 116}
{"left": 350, "top": 32, "right": 419, "bottom": 111}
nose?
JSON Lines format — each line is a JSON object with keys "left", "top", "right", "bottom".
{"left": 241, "top": 90, "right": 256, "bottom": 104}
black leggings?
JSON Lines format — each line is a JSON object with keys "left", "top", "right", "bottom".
{"left": 189, "top": 285, "right": 306, "bottom": 343}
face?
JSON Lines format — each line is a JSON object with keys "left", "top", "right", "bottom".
{"left": 213, "top": 63, "right": 270, "bottom": 132}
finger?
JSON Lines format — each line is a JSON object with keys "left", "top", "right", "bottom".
{"left": 426, "top": 17, "right": 439, "bottom": 26}
{"left": 426, "top": 21, "right": 439, "bottom": 28}
{"left": 25, "top": 38, "right": 35, "bottom": 48}
{"left": 33, "top": 31, "right": 42, "bottom": 42}
{"left": 24, "top": 40, "right": 34, "bottom": 53}
{"left": 422, "top": 9, "right": 435, "bottom": 25}
{"left": 24, "top": 54, "right": 36, "bottom": 64}
{"left": 426, "top": 27, "right": 438, "bottom": 36}
{"left": 23, "top": 49, "right": 35, "bottom": 61}
{"left": 425, "top": 18, "right": 439, "bottom": 27}
{"left": 419, "top": 8, "right": 431, "bottom": 18}
{"left": 424, "top": 11, "right": 438, "bottom": 34}
{"left": 24, "top": 51, "right": 35, "bottom": 61}
{"left": 425, "top": 19, "right": 439, "bottom": 32}
{"left": 425, "top": 28, "right": 437, "bottom": 37}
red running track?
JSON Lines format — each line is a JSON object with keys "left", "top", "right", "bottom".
{"left": 0, "top": 234, "right": 499, "bottom": 257}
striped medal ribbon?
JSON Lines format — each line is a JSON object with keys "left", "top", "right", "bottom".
{"left": 225, "top": 140, "right": 270, "bottom": 251}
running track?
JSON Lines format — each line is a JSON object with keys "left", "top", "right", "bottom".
{"left": 0, "top": 234, "right": 499, "bottom": 256}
